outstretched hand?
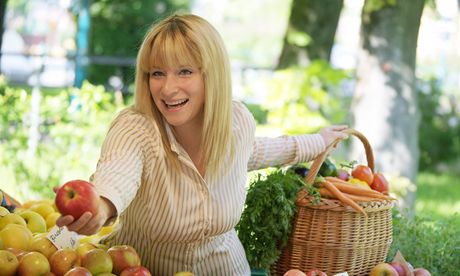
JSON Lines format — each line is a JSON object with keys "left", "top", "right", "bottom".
{"left": 319, "top": 125, "right": 349, "bottom": 147}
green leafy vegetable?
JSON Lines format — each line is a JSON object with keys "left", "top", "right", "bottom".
{"left": 236, "top": 168, "right": 319, "bottom": 270}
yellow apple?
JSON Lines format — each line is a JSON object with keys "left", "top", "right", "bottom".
{"left": 0, "top": 224, "right": 32, "bottom": 251}
{"left": 76, "top": 242, "right": 97, "bottom": 259}
{"left": 45, "top": 212, "right": 61, "bottom": 230}
{"left": 0, "top": 206, "right": 10, "bottom": 217}
{"left": 17, "top": 251, "right": 50, "bottom": 276}
{"left": 29, "top": 235, "right": 58, "bottom": 260}
{"left": 174, "top": 272, "right": 195, "bottom": 276}
{"left": 29, "top": 203, "right": 55, "bottom": 220}
{"left": 19, "top": 210, "right": 47, "bottom": 234}
{"left": 0, "top": 213, "right": 27, "bottom": 231}
{"left": 0, "top": 249, "right": 19, "bottom": 276}
{"left": 81, "top": 248, "right": 113, "bottom": 275}
{"left": 49, "top": 248, "right": 81, "bottom": 276}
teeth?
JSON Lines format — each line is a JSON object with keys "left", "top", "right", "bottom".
{"left": 165, "top": 99, "right": 188, "bottom": 107}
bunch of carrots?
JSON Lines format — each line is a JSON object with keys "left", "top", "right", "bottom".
{"left": 297, "top": 176, "right": 395, "bottom": 218}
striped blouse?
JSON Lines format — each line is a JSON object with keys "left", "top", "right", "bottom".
{"left": 91, "top": 101, "right": 325, "bottom": 276}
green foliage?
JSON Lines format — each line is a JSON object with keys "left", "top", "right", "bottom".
{"left": 236, "top": 169, "right": 319, "bottom": 270}
{"left": 265, "top": 60, "right": 351, "bottom": 134}
{"left": 417, "top": 78, "right": 460, "bottom": 171}
{"left": 244, "top": 102, "right": 268, "bottom": 124}
{"left": 87, "top": 0, "right": 190, "bottom": 85}
{"left": 389, "top": 211, "right": 460, "bottom": 274}
{"left": 0, "top": 80, "right": 125, "bottom": 201}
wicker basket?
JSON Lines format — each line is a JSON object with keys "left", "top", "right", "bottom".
{"left": 271, "top": 129, "right": 394, "bottom": 276}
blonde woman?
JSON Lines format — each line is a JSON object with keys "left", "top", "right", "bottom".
{"left": 57, "top": 14, "right": 348, "bottom": 275}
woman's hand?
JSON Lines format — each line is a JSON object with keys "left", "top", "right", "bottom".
{"left": 319, "top": 125, "right": 349, "bottom": 147}
{"left": 56, "top": 197, "right": 115, "bottom": 236}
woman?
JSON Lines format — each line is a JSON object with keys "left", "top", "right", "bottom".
{"left": 57, "top": 14, "right": 348, "bottom": 275}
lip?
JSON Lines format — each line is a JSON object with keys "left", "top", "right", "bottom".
{"left": 162, "top": 99, "right": 189, "bottom": 111}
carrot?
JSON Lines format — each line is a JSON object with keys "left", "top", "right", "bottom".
{"left": 320, "top": 180, "right": 367, "bottom": 217}
{"left": 325, "top": 177, "right": 394, "bottom": 200}
{"left": 319, "top": 187, "right": 382, "bottom": 202}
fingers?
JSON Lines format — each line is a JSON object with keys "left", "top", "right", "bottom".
{"left": 55, "top": 212, "right": 101, "bottom": 235}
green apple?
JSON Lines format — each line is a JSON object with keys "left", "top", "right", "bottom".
{"left": 29, "top": 203, "right": 55, "bottom": 220}
{"left": 0, "top": 249, "right": 19, "bottom": 276}
{"left": 17, "top": 252, "right": 50, "bottom": 276}
{"left": 49, "top": 248, "right": 81, "bottom": 276}
{"left": 63, "top": 267, "right": 92, "bottom": 276}
{"left": 29, "top": 235, "right": 58, "bottom": 259}
{"left": 0, "top": 213, "right": 27, "bottom": 231}
{"left": 0, "top": 206, "right": 10, "bottom": 217}
{"left": 19, "top": 210, "right": 47, "bottom": 233}
{"left": 76, "top": 242, "right": 97, "bottom": 259}
{"left": 0, "top": 224, "right": 32, "bottom": 251}
{"left": 81, "top": 248, "right": 113, "bottom": 275}
{"left": 45, "top": 212, "right": 61, "bottom": 230}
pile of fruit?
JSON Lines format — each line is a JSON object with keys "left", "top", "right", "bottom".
{"left": 0, "top": 181, "right": 194, "bottom": 276}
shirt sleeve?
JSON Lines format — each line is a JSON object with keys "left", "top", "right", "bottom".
{"left": 90, "top": 109, "right": 159, "bottom": 216}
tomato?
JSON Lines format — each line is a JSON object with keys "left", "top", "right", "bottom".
{"left": 371, "top": 172, "right": 389, "bottom": 194}
{"left": 351, "top": 165, "right": 374, "bottom": 185}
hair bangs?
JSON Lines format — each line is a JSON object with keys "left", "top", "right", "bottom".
{"left": 148, "top": 27, "right": 201, "bottom": 71}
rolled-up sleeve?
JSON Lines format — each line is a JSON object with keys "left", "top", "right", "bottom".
{"left": 90, "top": 110, "right": 159, "bottom": 216}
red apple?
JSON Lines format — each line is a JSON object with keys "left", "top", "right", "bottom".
{"left": 306, "top": 269, "right": 327, "bottom": 276}
{"left": 81, "top": 248, "right": 113, "bottom": 275}
{"left": 0, "top": 249, "right": 19, "bottom": 276}
{"left": 49, "top": 248, "right": 81, "bottom": 276}
{"left": 283, "top": 269, "right": 306, "bottom": 276}
{"left": 120, "top": 266, "right": 152, "bottom": 276}
{"left": 107, "top": 245, "right": 141, "bottom": 275}
{"left": 390, "top": 262, "right": 406, "bottom": 276}
{"left": 369, "top": 263, "right": 398, "bottom": 276}
{"left": 55, "top": 180, "right": 100, "bottom": 219}
{"left": 17, "top": 252, "right": 51, "bottom": 276}
{"left": 371, "top": 172, "right": 389, "bottom": 194}
{"left": 63, "top": 267, "right": 92, "bottom": 276}
{"left": 413, "top": 268, "right": 431, "bottom": 276}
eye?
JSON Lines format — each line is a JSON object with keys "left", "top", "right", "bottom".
{"left": 179, "top": 69, "right": 193, "bottom": 76}
{"left": 150, "top": 70, "right": 165, "bottom": 77}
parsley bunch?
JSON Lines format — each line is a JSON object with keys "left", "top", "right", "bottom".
{"left": 236, "top": 169, "right": 310, "bottom": 270}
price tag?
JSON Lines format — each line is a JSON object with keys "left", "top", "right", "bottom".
{"left": 46, "top": 226, "right": 79, "bottom": 250}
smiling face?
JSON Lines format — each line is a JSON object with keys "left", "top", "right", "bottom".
{"left": 149, "top": 65, "right": 205, "bottom": 130}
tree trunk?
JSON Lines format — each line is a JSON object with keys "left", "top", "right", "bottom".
{"left": 277, "top": 0, "right": 343, "bottom": 69}
{"left": 0, "top": 0, "right": 8, "bottom": 72}
{"left": 351, "top": 0, "right": 425, "bottom": 217}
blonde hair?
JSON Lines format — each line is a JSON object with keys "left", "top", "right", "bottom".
{"left": 133, "top": 14, "right": 234, "bottom": 175}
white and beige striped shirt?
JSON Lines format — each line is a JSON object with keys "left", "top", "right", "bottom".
{"left": 91, "top": 101, "right": 325, "bottom": 276}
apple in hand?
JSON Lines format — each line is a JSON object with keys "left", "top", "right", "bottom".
{"left": 63, "top": 267, "right": 92, "bottom": 276}
{"left": 108, "top": 245, "right": 141, "bottom": 274}
{"left": 49, "top": 248, "right": 81, "bottom": 276}
{"left": 81, "top": 248, "right": 113, "bottom": 275}
{"left": 371, "top": 172, "right": 389, "bottom": 194}
{"left": 0, "top": 249, "right": 19, "bottom": 276}
{"left": 306, "top": 269, "right": 327, "bottom": 276}
{"left": 413, "top": 268, "right": 431, "bottom": 276}
{"left": 17, "top": 252, "right": 51, "bottom": 276}
{"left": 120, "top": 266, "right": 152, "bottom": 276}
{"left": 55, "top": 180, "right": 100, "bottom": 220}
{"left": 390, "top": 262, "right": 406, "bottom": 276}
{"left": 369, "top": 263, "right": 398, "bottom": 276}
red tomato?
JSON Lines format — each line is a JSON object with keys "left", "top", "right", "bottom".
{"left": 371, "top": 172, "right": 390, "bottom": 195}
{"left": 351, "top": 165, "right": 374, "bottom": 185}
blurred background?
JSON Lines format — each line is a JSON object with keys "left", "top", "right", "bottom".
{"left": 0, "top": 0, "right": 460, "bottom": 263}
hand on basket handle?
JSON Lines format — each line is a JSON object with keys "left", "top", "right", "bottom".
{"left": 319, "top": 125, "right": 349, "bottom": 147}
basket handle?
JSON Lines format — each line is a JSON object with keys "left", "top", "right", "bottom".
{"left": 305, "top": 128, "right": 374, "bottom": 185}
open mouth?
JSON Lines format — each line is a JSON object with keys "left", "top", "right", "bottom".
{"left": 164, "top": 99, "right": 189, "bottom": 109}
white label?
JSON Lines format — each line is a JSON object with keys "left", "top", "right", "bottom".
{"left": 333, "top": 273, "right": 349, "bottom": 276}
{"left": 46, "top": 226, "right": 79, "bottom": 250}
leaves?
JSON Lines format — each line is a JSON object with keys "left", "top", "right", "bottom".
{"left": 236, "top": 169, "right": 316, "bottom": 269}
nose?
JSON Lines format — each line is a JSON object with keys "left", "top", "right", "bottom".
{"left": 162, "top": 74, "right": 179, "bottom": 95}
